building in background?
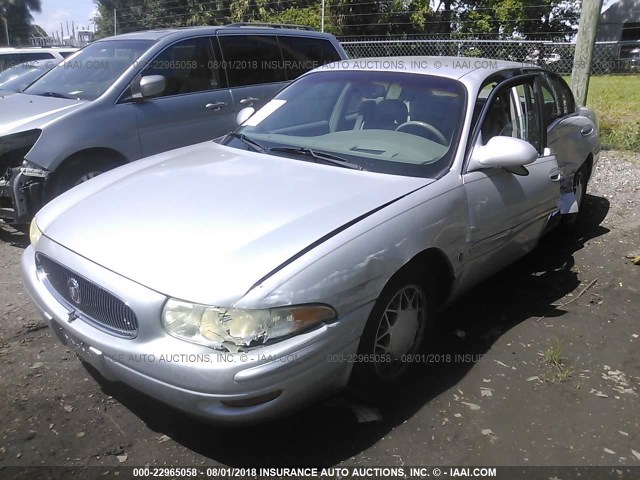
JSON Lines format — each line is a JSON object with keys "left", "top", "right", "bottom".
{"left": 29, "top": 25, "right": 55, "bottom": 47}
{"left": 598, "top": 0, "right": 640, "bottom": 42}
{"left": 75, "top": 29, "right": 95, "bottom": 47}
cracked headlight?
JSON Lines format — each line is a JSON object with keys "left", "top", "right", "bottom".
{"left": 162, "top": 299, "right": 336, "bottom": 351}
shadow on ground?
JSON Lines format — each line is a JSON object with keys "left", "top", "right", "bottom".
{"left": 80, "top": 194, "right": 610, "bottom": 466}
{"left": 0, "top": 224, "right": 29, "bottom": 248}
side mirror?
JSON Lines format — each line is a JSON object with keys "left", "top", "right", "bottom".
{"left": 469, "top": 136, "right": 538, "bottom": 174}
{"left": 236, "top": 107, "right": 255, "bottom": 126}
{"left": 139, "top": 75, "right": 166, "bottom": 98}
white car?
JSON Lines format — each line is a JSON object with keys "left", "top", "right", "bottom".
{"left": 22, "top": 57, "right": 599, "bottom": 423}
{"left": 0, "top": 47, "right": 76, "bottom": 72}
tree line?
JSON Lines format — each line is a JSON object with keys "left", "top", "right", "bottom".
{"left": 95, "top": 0, "right": 580, "bottom": 39}
{"left": 0, "top": 0, "right": 580, "bottom": 48}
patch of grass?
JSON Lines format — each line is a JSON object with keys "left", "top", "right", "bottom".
{"left": 586, "top": 76, "right": 640, "bottom": 152}
{"left": 541, "top": 339, "right": 573, "bottom": 383}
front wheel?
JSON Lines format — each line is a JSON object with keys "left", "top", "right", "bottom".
{"left": 350, "top": 271, "right": 436, "bottom": 396}
{"left": 53, "top": 154, "right": 121, "bottom": 197}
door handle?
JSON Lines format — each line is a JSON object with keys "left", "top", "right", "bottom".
{"left": 239, "top": 97, "right": 259, "bottom": 105}
{"left": 206, "top": 101, "right": 227, "bottom": 110}
{"left": 581, "top": 126, "right": 594, "bottom": 136}
{"left": 549, "top": 171, "right": 563, "bottom": 182}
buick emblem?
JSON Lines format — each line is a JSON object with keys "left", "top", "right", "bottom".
{"left": 67, "top": 278, "right": 82, "bottom": 304}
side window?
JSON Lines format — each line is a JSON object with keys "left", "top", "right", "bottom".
{"left": 142, "top": 37, "right": 217, "bottom": 98}
{"left": 19, "top": 52, "right": 55, "bottom": 63}
{"left": 218, "top": 35, "right": 286, "bottom": 87}
{"left": 540, "top": 82, "right": 558, "bottom": 129}
{"left": 480, "top": 80, "right": 541, "bottom": 152}
{"left": 59, "top": 51, "right": 75, "bottom": 58}
{"left": 1, "top": 52, "right": 53, "bottom": 71}
{"left": 473, "top": 81, "right": 498, "bottom": 125}
{"left": 541, "top": 74, "right": 576, "bottom": 128}
{"left": 0, "top": 55, "right": 15, "bottom": 71}
{"left": 278, "top": 36, "right": 341, "bottom": 80}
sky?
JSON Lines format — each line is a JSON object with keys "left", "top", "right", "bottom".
{"left": 32, "top": 0, "right": 98, "bottom": 38}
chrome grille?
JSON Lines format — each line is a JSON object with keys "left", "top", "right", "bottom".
{"left": 36, "top": 254, "right": 138, "bottom": 338}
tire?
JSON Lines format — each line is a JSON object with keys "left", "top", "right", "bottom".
{"left": 350, "top": 269, "right": 437, "bottom": 398}
{"left": 561, "top": 163, "right": 589, "bottom": 231}
{"left": 53, "top": 154, "right": 121, "bottom": 197}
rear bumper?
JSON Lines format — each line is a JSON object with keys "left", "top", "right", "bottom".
{"left": 21, "top": 241, "right": 368, "bottom": 424}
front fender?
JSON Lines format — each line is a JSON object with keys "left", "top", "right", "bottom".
{"left": 235, "top": 172, "right": 466, "bottom": 321}
{"left": 24, "top": 101, "right": 141, "bottom": 171}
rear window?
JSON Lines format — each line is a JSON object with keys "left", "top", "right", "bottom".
{"left": 278, "top": 36, "right": 341, "bottom": 80}
{"left": 218, "top": 35, "right": 287, "bottom": 87}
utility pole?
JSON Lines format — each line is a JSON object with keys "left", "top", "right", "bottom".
{"left": 321, "top": 0, "right": 325, "bottom": 32}
{"left": 2, "top": 16, "right": 9, "bottom": 46}
{"left": 114, "top": 8, "right": 117, "bottom": 36}
{"left": 571, "top": 0, "right": 604, "bottom": 106}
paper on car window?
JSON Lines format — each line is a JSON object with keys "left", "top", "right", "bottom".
{"left": 244, "top": 99, "right": 287, "bottom": 127}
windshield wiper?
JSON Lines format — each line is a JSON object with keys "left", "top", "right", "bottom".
{"left": 39, "top": 91, "right": 74, "bottom": 99}
{"left": 226, "top": 132, "right": 266, "bottom": 153}
{"left": 270, "top": 146, "right": 364, "bottom": 170}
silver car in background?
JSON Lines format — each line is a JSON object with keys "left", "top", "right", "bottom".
{"left": 22, "top": 57, "right": 599, "bottom": 424}
{"left": 0, "top": 25, "right": 345, "bottom": 223}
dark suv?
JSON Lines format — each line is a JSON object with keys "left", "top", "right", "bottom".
{"left": 0, "top": 24, "right": 347, "bottom": 223}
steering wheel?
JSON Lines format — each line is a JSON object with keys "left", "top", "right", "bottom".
{"left": 396, "top": 121, "right": 448, "bottom": 145}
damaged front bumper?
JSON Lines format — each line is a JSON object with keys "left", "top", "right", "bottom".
{"left": 21, "top": 239, "right": 363, "bottom": 424}
{"left": 0, "top": 164, "right": 49, "bottom": 224}
{"left": 0, "top": 129, "right": 47, "bottom": 223}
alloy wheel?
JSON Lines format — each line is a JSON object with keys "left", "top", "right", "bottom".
{"left": 373, "top": 284, "right": 427, "bottom": 379}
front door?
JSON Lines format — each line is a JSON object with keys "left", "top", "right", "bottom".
{"left": 133, "top": 37, "right": 235, "bottom": 158}
{"left": 463, "top": 76, "right": 560, "bottom": 279}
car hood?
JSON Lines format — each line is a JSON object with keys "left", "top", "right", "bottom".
{"left": 41, "top": 142, "right": 431, "bottom": 306}
{"left": 0, "top": 93, "right": 85, "bottom": 136}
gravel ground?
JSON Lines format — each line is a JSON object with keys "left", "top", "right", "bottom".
{"left": 0, "top": 151, "right": 639, "bottom": 478}
{"left": 589, "top": 150, "right": 640, "bottom": 227}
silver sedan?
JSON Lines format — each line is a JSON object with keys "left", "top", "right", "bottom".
{"left": 21, "top": 57, "right": 599, "bottom": 423}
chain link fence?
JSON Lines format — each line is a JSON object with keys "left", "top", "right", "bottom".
{"left": 340, "top": 38, "right": 640, "bottom": 75}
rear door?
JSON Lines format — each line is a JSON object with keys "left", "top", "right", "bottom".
{"left": 133, "top": 37, "right": 235, "bottom": 157}
{"left": 217, "top": 34, "right": 288, "bottom": 113}
{"left": 542, "top": 73, "right": 597, "bottom": 176}
{"left": 463, "top": 75, "right": 560, "bottom": 278}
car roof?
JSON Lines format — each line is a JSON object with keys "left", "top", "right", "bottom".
{"left": 0, "top": 47, "right": 76, "bottom": 52}
{"left": 320, "top": 56, "right": 538, "bottom": 86}
{"left": 100, "top": 25, "right": 336, "bottom": 43}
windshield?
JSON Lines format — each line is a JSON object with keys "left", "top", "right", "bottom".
{"left": 0, "top": 61, "right": 55, "bottom": 92}
{"left": 225, "top": 70, "right": 466, "bottom": 177}
{"left": 24, "top": 40, "right": 153, "bottom": 101}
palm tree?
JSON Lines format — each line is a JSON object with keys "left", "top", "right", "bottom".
{"left": 0, "top": 0, "right": 42, "bottom": 46}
